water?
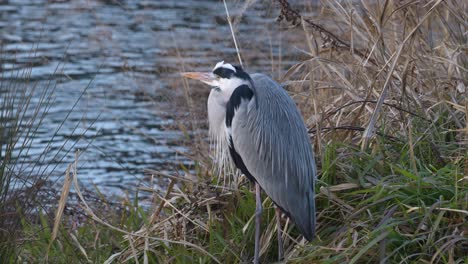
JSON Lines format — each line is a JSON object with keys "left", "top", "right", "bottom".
{"left": 0, "top": 0, "right": 312, "bottom": 195}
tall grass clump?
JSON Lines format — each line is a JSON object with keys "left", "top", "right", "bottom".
{"left": 0, "top": 48, "right": 94, "bottom": 260}
{"left": 0, "top": 57, "right": 56, "bottom": 259}
{"left": 275, "top": 0, "right": 467, "bottom": 262}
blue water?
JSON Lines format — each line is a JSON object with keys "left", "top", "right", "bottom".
{"left": 0, "top": 0, "right": 312, "bottom": 195}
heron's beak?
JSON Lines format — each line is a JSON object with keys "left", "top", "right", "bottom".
{"left": 182, "top": 72, "right": 218, "bottom": 86}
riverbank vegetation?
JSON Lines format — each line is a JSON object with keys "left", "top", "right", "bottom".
{"left": 1, "top": 0, "right": 466, "bottom": 263}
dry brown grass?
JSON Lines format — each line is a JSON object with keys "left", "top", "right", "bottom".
{"left": 99, "top": 0, "right": 466, "bottom": 263}
{"left": 13, "top": 0, "right": 466, "bottom": 263}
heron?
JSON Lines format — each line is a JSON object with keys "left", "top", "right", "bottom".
{"left": 182, "top": 61, "right": 316, "bottom": 263}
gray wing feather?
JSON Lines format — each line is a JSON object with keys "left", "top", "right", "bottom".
{"left": 231, "top": 73, "right": 316, "bottom": 240}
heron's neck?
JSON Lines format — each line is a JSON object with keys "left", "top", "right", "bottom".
{"left": 207, "top": 89, "right": 234, "bottom": 175}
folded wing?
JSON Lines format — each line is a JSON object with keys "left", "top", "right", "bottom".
{"left": 231, "top": 73, "right": 317, "bottom": 240}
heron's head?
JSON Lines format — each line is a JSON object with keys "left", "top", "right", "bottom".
{"left": 182, "top": 61, "right": 251, "bottom": 94}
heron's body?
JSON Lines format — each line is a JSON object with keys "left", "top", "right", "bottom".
{"left": 209, "top": 73, "right": 316, "bottom": 240}
{"left": 183, "top": 61, "right": 316, "bottom": 262}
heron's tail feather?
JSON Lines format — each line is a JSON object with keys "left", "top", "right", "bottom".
{"left": 293, "top": 189, "right": 315, "bottom": 241}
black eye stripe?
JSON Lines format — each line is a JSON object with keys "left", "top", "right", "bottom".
{"left": 213, "top": 67, "right": 235, "bottom": 79}
{"left": 213, "top": 65, "right": 251, "bottom": 81}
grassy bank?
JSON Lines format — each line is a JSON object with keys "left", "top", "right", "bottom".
{"left": 2, "top": 0, "right": 467, "bottom": 263}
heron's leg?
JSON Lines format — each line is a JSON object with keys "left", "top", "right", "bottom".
{"left": 254, "top": 183, "right": 262, "bottom": 264}
{"left": 275, "top": 207, "right": 284, "bottom": 261}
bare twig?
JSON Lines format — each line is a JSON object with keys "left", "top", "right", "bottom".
{"left": 223, "top": 0, "right": 243, "bottom": 66}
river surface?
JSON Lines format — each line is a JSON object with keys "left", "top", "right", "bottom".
{"left": 0, "top": 0, "right": 314, "bottom": 195}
